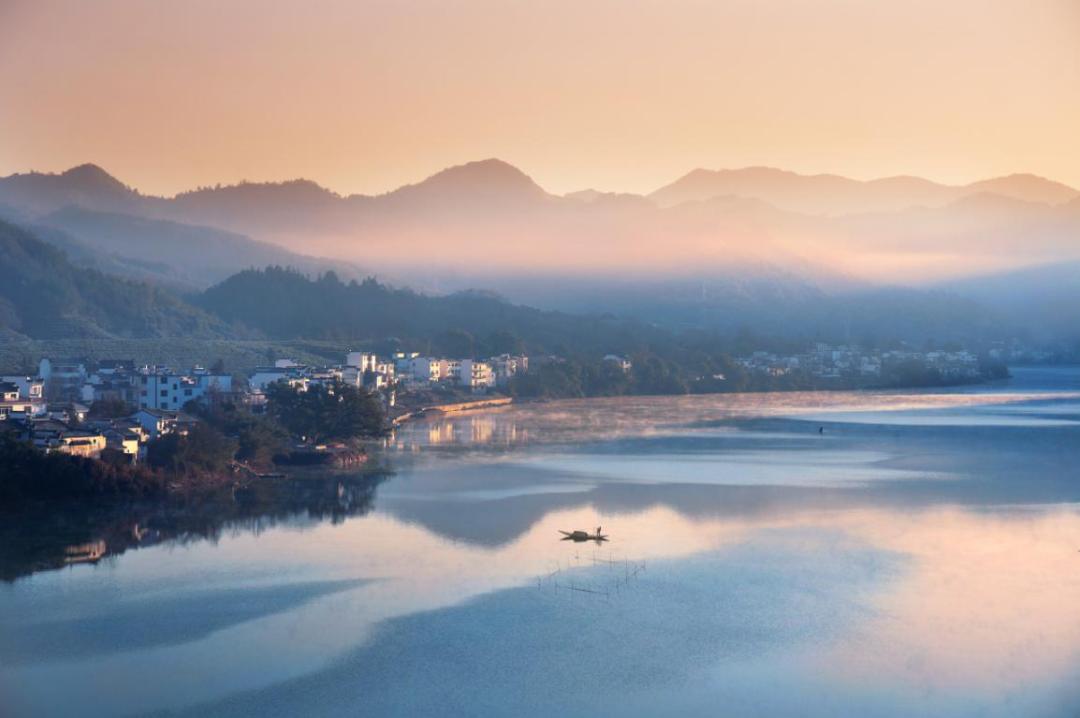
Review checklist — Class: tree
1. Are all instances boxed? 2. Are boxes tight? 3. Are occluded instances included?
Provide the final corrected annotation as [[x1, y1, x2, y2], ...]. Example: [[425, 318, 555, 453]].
[[189, 403, 290, 470], [630, 355, 689, 395], [266, 381, 386, 443], [146, 423, 237, 476], [483, 330, 524, 356], [435, 329, 475, 359]]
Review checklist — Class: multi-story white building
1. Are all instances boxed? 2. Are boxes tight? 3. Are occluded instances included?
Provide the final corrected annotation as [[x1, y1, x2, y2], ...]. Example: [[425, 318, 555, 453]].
[[0, 377, 47, 420], [0, 375, 45, 401], [374, 361, 396, 384], [405, 357, 441, 385], [136, 368, 232, 410], [394, 352, 420, 373], [345, 352, 378, 373], [38, 358, 89, 399], [489, 355, 528, 386], [458, 360, 495, 391], [438, 359, 461, 382]]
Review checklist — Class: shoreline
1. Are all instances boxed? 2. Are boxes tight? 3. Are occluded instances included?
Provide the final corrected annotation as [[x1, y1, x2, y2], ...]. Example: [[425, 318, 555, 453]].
[[391, 396, 514, 426], [389, 372, 1015, 427]]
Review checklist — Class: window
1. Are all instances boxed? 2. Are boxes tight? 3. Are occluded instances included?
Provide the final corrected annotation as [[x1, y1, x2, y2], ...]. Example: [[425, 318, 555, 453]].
[[160, 390, 168, 397]]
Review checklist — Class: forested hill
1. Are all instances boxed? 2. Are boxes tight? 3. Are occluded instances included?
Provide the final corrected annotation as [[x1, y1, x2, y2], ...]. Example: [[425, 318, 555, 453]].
[[196, 266, 674, 357], [0, 219, 227, 339], [0, 216, 671, 354]]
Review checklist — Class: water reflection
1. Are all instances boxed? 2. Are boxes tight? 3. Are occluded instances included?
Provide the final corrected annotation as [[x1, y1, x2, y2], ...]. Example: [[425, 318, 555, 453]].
[[392, 411, 530, 451], [0, 470, 386, 583], [2, 370, 1080, 717]]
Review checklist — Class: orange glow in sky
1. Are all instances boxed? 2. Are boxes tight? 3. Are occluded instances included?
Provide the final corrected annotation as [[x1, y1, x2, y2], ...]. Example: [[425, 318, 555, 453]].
[[2, 0, 1079, 197]]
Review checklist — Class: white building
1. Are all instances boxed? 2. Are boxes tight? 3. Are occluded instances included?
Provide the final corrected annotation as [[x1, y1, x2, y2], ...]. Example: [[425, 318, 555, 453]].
[[132, 408, 198, 440], [489, 355, 528, 386], [249, 365, 310, 392], [394, 352, 420, 373], [0, 375, 45, 401], [458, 360, 495, 391], [38, 358, 89, 399], [345, 352, 378, 373], [438, 359, 461, 383], [0, 376, 47, 420], [405, 357, 441, 384], [136, 369, 232, 410]]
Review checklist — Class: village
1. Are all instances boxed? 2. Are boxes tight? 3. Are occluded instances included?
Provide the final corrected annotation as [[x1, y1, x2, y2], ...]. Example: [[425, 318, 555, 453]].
[[0, 350, 530, 465], [0, 340, 1016, 466], [734, 344, 986, 381]]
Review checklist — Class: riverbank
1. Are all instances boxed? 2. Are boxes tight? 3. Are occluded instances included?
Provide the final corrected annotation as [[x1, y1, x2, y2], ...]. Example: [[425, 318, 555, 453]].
[[391, 396, 514, 426]]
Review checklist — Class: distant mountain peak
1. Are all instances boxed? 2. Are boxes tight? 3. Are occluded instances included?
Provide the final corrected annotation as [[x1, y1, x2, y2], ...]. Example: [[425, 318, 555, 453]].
[[964, 173, 1079, 205], [392, 158, 549, 200], [62, 162, 110, 178], [59, 163, 130, 192]]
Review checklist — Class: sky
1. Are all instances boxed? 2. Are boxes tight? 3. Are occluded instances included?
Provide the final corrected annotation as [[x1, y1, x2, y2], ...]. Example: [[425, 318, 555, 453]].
[[1, 0, 1079, 197]]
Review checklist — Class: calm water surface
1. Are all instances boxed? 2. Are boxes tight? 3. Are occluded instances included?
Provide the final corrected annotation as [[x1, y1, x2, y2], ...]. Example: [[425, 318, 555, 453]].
[[3, 367, 1080, 717]]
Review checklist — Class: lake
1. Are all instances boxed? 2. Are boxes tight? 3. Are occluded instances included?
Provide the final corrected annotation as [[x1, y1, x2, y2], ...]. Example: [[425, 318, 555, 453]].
[[3, 366, 1080, 717]]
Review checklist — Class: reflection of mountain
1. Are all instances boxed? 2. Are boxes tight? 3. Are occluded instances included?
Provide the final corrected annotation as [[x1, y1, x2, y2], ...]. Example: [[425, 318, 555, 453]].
[[0, 471, 384, 582], [0, 578, 367, 665], [379, 405, 1080, 549]]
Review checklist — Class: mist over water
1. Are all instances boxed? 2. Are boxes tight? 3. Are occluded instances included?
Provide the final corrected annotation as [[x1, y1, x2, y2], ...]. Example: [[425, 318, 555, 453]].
[[2, 367, 1079, 717]]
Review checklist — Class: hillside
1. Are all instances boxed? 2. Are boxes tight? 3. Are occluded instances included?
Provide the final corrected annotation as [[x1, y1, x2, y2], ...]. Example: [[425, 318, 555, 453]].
[[941, 261, 1080, 342], [3, 161, 1080, 342], [196, 266, 673, 357], [3, 161, 1078, 290], [195, 265, 1016, 358], [0, 220, 226, 339], [36, 206, 367, 289]]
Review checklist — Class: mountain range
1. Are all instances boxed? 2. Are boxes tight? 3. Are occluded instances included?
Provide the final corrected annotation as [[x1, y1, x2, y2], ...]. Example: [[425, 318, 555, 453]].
[[2, 160, 1076, 283], [648, 166, 1080, 214], [1, 160, 1078, 345]]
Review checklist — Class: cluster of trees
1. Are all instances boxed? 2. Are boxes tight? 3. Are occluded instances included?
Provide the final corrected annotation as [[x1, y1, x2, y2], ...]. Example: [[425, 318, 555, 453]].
[[204, 409, 290, 468], [181, 381, 386, 472], [196, 267, 671, 357], [0, 379, 387, 505], [0, 430, 164, 504], [145, 422, 238, 478], [877, 357, 1010, 389], [264, 381, 386, 444], [504, 350, 1011, 400]]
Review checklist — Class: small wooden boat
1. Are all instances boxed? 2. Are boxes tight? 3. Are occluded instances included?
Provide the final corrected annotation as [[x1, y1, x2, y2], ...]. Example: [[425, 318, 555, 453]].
[[558, 528, 608, 542]]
